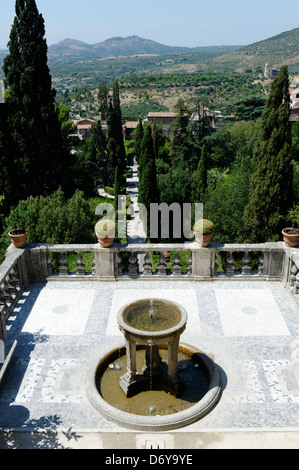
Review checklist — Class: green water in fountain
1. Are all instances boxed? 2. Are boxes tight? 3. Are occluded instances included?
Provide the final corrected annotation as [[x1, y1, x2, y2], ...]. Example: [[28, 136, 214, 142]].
[[98, 349, 210, 416], [124, 299, 181, 332]]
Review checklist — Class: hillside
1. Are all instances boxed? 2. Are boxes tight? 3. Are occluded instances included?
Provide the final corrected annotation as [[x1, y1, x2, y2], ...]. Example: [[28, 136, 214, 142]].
[[2, 27, 299, 79], [47, 35, 198, 62], [208, 27, 299, 73]]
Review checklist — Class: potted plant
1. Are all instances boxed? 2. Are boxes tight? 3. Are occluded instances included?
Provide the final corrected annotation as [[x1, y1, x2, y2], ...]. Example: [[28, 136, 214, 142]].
[[8, 207, 29, 248], [282, 206, 299, 247], [193, 219, 215, 247], [95, 219, 115, 248]]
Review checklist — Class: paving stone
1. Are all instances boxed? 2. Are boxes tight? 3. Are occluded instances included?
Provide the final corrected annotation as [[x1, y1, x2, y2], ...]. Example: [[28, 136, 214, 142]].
[[1, 280, 299, 448]]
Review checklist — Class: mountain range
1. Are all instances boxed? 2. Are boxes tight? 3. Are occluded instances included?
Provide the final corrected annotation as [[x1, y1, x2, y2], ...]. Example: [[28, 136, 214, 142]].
[[47, 35, 240, 62], [44, 27, 299, 73], [1, 27, 299, 73]]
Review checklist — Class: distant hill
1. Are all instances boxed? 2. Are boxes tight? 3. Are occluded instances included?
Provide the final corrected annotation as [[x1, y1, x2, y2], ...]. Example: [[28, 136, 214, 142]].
[[47, 35, 240, 62], [1, 28, 299, 75], [208, 27, 299, 73]]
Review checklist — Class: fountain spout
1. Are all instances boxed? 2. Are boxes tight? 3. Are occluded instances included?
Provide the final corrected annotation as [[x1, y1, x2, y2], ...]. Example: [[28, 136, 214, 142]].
[[149, 299, 154, 321]]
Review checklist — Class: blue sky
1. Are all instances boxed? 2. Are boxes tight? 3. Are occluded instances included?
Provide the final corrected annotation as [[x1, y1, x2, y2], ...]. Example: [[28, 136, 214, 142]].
[[1, 0, 299, 50]]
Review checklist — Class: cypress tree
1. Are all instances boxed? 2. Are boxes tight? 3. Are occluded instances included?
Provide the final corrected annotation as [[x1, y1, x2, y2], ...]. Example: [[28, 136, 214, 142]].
[[170, 98, 192, 165], [0, 105, 13, 215], [243, 66, 293, 241], [196, 144, 208, 202], [85, 120, 112, 187], [107, 81, 126, 185], [134, 118, 143, 164], [98, 79, 109, 121], [138, 125, 159, 235], [113, 165, 121, 210], [2, 0, 70, 204]]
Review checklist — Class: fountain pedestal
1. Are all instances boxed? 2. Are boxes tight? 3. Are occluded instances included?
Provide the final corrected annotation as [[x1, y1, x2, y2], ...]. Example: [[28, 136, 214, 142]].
[[117, 299, 187, 398], [143, 345, 162, 377]]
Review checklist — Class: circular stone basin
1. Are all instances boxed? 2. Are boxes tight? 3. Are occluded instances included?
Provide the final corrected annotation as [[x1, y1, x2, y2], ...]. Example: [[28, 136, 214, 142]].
[[123, 299, 181, 332], [85, 343, 222, 431], [117, 299, 188, 344]]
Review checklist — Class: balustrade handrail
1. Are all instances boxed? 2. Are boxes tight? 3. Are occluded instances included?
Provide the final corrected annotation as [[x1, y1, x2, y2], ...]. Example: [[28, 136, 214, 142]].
[[0, 241, 298, 341], [42, 241, 284, 252], [25, 240, 289, 279]]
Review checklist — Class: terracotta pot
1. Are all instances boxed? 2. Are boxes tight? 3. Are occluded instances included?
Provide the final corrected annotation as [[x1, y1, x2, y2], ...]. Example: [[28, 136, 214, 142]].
[[8, 230, 28, 248], [194, 232, 213, 247], [282, 228, 299, 247], [97, 235, 114, 248]]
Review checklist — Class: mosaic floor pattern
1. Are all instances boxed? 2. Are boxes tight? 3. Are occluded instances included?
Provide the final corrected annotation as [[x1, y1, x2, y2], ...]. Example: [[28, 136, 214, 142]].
[[1, 280, 299, 439]]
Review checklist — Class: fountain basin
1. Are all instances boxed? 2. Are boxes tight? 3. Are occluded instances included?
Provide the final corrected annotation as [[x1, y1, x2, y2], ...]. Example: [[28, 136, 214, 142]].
[[117, 298, 188, 343], [85, 343, 222, 431]]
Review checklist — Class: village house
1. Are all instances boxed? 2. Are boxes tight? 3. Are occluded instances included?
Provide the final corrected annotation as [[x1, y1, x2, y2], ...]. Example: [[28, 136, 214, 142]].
[[290, 88, 299, 109], [123, 121, 139, 140], [264, 63, 279, 79], [72, 118, 96, 139], [147, 112, 177, 137]]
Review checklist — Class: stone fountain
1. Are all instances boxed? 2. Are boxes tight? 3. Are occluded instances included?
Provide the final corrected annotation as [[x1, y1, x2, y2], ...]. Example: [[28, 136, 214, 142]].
[[86, 298, 222, 431], [117, 299, 188, 398]]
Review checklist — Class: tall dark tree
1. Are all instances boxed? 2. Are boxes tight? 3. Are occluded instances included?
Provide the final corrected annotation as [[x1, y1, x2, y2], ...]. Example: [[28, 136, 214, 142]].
[[98, 79, 109, 121], [85, 120, 112, 187], [192, 144, 208, 202], [243, 66, 293, 241], [138, 125, 159, 235], [113, 165, 121, 210], [170, 98, 192, 166], [0, 106, 14, 221], [134, 118, 143, 163], [2, 0, 71, 205], [191, 96, 210, 149], [107, 81, 126, 185]]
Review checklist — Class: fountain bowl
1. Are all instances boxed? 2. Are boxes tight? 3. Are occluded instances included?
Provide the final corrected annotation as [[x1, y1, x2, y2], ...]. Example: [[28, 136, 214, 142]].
[[85, 343, 222, 432], [117, 298, 188, 344]]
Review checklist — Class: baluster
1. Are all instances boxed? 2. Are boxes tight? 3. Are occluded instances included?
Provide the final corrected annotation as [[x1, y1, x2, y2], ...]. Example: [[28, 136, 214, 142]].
[[46, 252, 53, 277], [7, 273, 19, 300], [213, 253, 219, 277], [4, 275, 15, 295], [0, 286, 9, 319], [76, 252, 85, 276], [143, 253, 153, 277], [2, 280, 12, 306], [241, 251, 251, 275], [0, 288, 7, 319], [0, 306, 7, 341], [59, 253, 69, 276], [258, 253, 264, 275], [295, 271, 299, 294], [128, 252, 138, 278], [290, 261, 298, 286], [187, 254, 192, 276], [91, 253, 96, 276], [114, 252, 123, 278], [226, 252, 235, 277], [157, 253, 167, 276], [9, 266, 20, 289], [172, 253, 182, 276]]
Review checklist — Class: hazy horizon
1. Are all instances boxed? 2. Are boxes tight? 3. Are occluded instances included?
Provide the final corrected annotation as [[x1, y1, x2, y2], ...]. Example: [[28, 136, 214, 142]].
[[0, 0, 299, 50]]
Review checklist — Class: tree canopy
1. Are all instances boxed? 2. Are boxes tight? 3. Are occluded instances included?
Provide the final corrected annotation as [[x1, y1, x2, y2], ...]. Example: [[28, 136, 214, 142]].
[[1, 0, 73, 206], [243, 66, 293, 241]]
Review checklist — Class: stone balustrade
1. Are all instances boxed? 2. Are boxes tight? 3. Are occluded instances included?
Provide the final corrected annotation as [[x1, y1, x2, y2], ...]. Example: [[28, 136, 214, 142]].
[[0, 241, 298, 341], [0, 248, 27, 341], [26, 242, 289, 282]]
